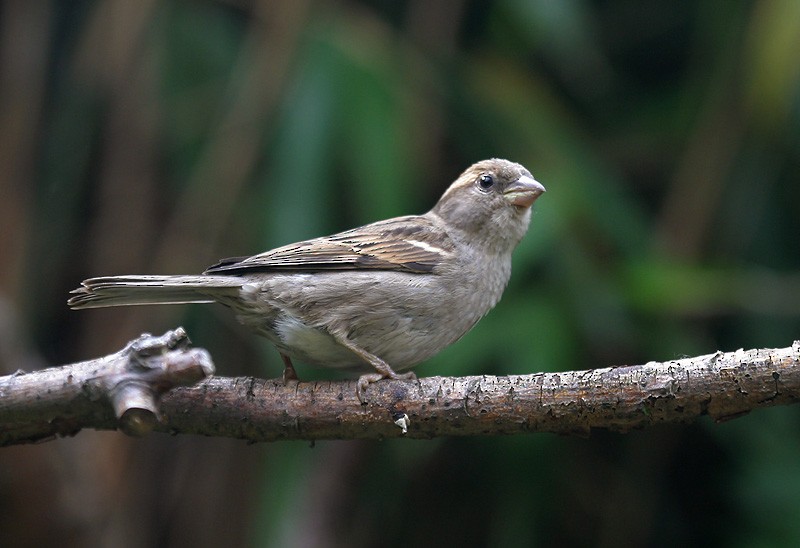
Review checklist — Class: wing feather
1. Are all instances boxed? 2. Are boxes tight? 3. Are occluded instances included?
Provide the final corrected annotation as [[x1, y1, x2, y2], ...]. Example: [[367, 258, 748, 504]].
[[204, 216, 454, 275]]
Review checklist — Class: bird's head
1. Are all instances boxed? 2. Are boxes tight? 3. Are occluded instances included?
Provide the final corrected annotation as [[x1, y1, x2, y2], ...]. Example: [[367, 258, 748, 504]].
[[431, 158, 545, 251]]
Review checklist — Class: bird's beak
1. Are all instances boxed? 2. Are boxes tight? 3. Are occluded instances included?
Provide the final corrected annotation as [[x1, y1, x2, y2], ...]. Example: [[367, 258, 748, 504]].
[[503, 175, 546, 208]]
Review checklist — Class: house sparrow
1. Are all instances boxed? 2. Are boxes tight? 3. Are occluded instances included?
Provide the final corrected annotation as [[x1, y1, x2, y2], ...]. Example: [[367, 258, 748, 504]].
[[69, 159, 545, 401]]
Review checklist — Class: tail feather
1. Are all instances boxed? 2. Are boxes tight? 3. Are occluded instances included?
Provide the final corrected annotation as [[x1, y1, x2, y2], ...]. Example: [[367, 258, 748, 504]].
[[68, 275, 243, 309]]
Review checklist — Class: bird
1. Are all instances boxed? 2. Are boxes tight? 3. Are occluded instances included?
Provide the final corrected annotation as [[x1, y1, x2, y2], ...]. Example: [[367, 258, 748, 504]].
[[69, 159, 545, 401]]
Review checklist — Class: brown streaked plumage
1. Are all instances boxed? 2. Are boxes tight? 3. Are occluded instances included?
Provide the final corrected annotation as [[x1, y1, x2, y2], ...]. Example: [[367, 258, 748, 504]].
[[69, 159, 545, 401], [203, 216, 455, 275]]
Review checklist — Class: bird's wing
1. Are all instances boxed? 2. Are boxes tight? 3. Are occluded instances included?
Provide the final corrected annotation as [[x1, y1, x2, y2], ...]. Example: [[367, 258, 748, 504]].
[[204, 215, 455, 275]]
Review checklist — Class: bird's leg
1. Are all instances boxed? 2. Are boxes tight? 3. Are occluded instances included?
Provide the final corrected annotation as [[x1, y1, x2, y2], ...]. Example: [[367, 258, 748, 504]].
[[331, 333, 416, 403], [279, 352, 299, 383]]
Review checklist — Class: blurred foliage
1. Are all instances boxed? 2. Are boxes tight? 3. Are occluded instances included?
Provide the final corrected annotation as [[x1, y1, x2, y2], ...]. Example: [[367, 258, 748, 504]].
[[1, 0, 800, 547]]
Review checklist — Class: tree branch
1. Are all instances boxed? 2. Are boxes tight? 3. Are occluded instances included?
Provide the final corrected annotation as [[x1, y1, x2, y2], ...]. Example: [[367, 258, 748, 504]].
[[2, 329, 799, 445], [0, 328, 213, 444]]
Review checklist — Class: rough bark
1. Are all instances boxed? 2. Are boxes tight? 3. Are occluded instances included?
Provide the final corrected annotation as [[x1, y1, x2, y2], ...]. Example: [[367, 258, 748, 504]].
[[0, 328, 213, 444], [1, 330, 798, 445]]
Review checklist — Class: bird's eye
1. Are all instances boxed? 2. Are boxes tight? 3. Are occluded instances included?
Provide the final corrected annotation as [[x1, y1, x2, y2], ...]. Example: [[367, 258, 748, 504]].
[[477, 174, 494, 191]]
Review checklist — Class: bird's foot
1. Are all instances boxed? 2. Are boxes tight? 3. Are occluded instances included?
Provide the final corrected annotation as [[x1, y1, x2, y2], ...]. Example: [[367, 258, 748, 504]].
[[280, 353, 299, 383], [356, 370, 417, 404]]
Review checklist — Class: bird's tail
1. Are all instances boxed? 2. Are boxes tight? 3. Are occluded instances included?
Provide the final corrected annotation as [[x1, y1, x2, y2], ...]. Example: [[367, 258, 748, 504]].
[[68, 275, 243, 309]]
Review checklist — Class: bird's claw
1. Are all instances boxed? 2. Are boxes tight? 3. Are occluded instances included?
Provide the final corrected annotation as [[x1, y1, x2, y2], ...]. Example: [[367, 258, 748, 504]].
[[356, 370, 418, 404]]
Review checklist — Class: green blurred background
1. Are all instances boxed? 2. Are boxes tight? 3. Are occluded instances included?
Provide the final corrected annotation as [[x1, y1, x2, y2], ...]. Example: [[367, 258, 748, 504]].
[[1, 1, 800, 546]]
